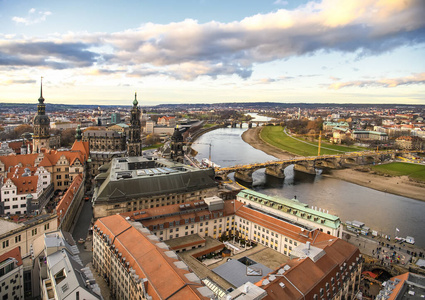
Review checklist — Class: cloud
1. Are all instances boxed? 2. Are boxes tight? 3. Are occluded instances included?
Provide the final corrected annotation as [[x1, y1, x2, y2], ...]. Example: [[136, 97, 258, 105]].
[[0, 41, 99, 69], [12, 8, 51, 26], [2, 0, 425, 80], [328, 72, 425, 89], [273, 0, 288, 5], [0, 79, 36, 85]]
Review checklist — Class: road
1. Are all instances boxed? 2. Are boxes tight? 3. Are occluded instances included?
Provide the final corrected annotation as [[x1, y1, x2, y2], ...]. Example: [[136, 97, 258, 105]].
[[72, 199, 93, 266]]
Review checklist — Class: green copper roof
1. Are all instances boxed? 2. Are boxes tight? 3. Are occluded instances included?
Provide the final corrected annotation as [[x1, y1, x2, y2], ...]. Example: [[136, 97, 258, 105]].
[[237, 189, 341, 229], [133, 92, 138, 106]]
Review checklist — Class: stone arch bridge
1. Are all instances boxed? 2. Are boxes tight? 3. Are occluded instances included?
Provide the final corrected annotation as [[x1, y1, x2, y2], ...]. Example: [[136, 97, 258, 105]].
[[214, 150, 421, 183]]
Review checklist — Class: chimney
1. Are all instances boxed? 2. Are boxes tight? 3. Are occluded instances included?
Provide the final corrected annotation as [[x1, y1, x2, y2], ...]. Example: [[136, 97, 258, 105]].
[[306, 241, 311, 250]]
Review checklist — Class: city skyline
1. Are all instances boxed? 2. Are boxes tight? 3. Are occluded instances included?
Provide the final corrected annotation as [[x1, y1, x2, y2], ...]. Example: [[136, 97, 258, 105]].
[[0, 0, 424, 105]]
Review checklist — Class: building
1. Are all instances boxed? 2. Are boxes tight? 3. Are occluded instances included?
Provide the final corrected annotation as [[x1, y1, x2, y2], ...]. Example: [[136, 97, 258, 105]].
[[323, 122, 349, 132], [395, 136, 424, 150], [82, 129, 126, 179], [56, 175, 84, 232], [0, 247, 24, 300], [236, 189, 342, 238], [170, 127, 184, 162], [33, 79, 51, 152], [0, 214, 58, 297], [110, 113, 121, 124], [92, 156, 218, 219], [157, 116, 176, 127], [256, 239, 362, 300], [93, 214, 214, 300], [127, 93, 142, 157], [352, 130, 388, 141], [33, 230, 102, 300], [377, 272, 425, 299], [118, 194, 361, 299]]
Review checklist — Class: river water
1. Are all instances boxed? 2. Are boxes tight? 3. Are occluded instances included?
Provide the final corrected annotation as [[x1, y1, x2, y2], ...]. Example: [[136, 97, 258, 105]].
[[192, 114, 425, 248]]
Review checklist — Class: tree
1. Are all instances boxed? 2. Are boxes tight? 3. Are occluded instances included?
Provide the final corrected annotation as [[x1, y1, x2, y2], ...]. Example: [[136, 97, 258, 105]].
[[145, 133, 160, 145], [14, 124, 33, 138], [60, 128, 76, 147]]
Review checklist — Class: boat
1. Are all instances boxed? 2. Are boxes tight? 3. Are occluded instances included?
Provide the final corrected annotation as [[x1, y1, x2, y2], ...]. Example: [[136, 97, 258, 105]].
[[405, 236, 415, 245]]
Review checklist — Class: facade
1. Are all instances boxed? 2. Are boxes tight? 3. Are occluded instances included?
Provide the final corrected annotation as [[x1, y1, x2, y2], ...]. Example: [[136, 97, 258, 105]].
[[0, 247, 24, 300], [82, 129, 126, 179], [395, 135, 424, 150], [92, 156, 218, 218], [352, 130, 389, 141], [237, 189, 343, 238], [0, 141, 88, 193], [93, 214, 214, 300], [33, 80, 51, 152], [34, 230, 102, 300], [127, 93, 142, 157]]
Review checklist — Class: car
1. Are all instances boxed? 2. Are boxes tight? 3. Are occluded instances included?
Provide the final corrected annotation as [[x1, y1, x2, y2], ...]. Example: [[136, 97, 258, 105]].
[[78, 238, 85, 244]]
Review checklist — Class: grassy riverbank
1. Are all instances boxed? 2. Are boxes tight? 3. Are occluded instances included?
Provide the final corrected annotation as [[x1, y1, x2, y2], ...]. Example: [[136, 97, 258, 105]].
[[260, 126, 361, 156], [371, 162, 425, 182]]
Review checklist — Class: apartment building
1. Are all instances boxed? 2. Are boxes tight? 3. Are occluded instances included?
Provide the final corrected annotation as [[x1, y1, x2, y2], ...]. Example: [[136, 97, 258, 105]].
[[93, 214, 214, 300]]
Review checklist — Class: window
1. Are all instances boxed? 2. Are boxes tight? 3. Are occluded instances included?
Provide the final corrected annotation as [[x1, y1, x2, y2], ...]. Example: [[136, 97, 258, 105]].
[[56, 175, 62, 180], [15, 235, 21, 243], [32, 228, 38, 236], [2, 240, 9, 248]]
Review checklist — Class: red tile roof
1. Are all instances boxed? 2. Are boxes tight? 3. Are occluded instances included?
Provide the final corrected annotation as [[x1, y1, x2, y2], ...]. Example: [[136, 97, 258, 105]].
[[0, 246, 22, 266], [95, 215, 210, 300], [0, 153, 39, 170], [56, 174, 83, 224]]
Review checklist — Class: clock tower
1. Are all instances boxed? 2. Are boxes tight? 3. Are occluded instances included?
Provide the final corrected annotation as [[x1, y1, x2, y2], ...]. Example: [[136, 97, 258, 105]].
[[32, 78, 50, 152]]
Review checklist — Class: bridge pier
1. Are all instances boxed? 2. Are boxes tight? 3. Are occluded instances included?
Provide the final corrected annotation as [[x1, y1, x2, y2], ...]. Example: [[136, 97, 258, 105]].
[[234, 170, 253, 183], [265, 165, 285, 178], [248, 122, 252, 129], [294, 163, 316, 175]]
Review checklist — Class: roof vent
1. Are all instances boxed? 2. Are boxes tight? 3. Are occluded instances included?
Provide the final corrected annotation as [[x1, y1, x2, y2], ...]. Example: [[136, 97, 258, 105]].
[[262, 279, 270, 286], [279, 282, 286, 289]]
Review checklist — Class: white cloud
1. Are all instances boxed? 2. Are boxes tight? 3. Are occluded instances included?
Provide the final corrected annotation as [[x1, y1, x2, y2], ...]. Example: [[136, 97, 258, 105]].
[[12, 8, 52, 26], [328, 72, 425, 89]]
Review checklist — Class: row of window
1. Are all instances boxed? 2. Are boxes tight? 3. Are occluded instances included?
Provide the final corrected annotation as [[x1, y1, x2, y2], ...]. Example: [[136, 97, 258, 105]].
[[1, 223, 49, 249]]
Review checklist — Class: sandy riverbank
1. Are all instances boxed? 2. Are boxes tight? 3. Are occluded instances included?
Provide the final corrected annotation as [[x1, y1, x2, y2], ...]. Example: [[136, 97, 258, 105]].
[[241, 128, 425, 202]]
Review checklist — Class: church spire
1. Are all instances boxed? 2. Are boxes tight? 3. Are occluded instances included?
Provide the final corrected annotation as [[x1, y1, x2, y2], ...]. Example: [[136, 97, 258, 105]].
[[133, 92, 138, 106], [38, 77, 45, 104]]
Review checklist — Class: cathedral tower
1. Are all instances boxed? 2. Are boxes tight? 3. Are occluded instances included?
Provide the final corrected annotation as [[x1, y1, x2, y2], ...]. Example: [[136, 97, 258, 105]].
[[33, 78, 50, 152], [127, 92, 142, 157]]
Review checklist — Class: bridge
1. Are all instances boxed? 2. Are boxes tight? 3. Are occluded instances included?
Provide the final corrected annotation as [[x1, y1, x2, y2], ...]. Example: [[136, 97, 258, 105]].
[[214, 150, 423, 183], [223, 120, 279, 128]]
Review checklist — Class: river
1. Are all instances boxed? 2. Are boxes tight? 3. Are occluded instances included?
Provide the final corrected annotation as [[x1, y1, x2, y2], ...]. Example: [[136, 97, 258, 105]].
[[192, 114, 425, 248]]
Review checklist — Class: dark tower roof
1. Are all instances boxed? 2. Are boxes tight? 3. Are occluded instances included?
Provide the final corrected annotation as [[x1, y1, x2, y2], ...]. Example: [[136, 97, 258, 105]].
[[171, 127, 183, 142], [133, 92, 138, 106], [38, 77, 45, 104]]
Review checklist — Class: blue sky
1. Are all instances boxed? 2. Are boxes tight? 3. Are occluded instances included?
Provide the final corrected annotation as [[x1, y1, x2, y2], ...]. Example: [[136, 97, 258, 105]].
[[0, 0, 424, 105]]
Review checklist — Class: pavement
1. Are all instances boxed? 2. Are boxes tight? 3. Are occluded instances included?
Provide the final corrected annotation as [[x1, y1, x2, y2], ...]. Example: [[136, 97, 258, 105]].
[[342, 230, 424, 268]]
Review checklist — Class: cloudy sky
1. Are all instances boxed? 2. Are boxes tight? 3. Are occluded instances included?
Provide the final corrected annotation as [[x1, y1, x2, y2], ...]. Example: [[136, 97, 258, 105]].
[[1, 0, 424, 105]]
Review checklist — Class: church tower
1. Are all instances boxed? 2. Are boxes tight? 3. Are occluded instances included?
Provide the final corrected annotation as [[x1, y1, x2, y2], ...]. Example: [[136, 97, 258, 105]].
[[170, 126, 184, 163], [127, 92, 142, 157], [33, 78, 50, 152]]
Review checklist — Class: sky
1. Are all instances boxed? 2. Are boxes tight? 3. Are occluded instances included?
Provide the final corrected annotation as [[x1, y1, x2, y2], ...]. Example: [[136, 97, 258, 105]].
[[0, 0, 424, 106]]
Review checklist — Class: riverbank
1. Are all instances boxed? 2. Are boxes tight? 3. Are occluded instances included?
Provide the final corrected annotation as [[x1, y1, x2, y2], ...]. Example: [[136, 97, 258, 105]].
[[241, 127, 296, 160], [327, 169, 425, 202], [242, 127, 425, 202]]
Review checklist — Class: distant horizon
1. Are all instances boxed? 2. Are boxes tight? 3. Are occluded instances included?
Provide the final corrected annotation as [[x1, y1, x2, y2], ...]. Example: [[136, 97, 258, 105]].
[[1, 0, 424, 104], [1, 101, 425, 109]]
